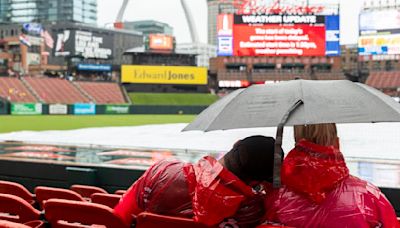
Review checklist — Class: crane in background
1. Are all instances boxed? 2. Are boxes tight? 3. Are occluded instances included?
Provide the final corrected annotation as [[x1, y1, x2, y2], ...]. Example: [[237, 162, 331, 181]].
[[113, 0, 200, 43]]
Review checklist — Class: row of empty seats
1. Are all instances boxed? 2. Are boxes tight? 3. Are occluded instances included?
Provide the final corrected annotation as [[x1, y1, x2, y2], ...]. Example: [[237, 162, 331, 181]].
[[0, 78, 37, 103], [24, 77, 90, 104], [0, 180, 294, 228], [366, 71, 400, 90], [75, 81, 127, 104], [0, 77, 127, 104]]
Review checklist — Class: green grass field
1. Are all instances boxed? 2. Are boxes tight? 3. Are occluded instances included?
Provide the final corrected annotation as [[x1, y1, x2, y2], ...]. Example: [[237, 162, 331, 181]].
[[128, 93, 219, 106], [0, 115, 196, 133]]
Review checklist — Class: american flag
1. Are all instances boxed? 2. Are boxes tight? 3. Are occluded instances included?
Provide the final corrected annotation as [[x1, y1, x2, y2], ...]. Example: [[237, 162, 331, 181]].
[[41, 30, 54, 49]]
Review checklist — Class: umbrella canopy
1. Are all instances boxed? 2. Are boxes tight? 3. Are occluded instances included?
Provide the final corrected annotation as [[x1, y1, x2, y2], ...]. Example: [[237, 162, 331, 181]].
[[183, 80, 400, 187], [184, 80, 400, 132]]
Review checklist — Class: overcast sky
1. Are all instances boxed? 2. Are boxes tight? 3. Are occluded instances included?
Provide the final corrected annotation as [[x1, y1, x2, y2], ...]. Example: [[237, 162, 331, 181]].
[[97, 0, 363, 44]]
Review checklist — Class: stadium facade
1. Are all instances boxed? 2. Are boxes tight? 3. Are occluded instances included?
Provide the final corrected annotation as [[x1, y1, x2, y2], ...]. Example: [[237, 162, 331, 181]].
[[0, 0, 97, 24], [208, 0, 344, 91], [356, 0, 400, 96], [0, 22, 143, 79]]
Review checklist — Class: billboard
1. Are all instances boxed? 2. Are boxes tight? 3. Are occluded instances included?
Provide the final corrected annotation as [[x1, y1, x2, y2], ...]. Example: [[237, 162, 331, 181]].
[[74, 103, 96, 115], [77, 64, 112, 72], [149, 34, 174, 51], [105, 105, 130, 114], [359, 9, 400, 35], [217, 14, 340, 57], [121, 65, 208, 85], [55, 30, 112, 59], [49, 104, 68, 115], [11, 103, 42, 115], [358, 9, 400, 56], [358, 34, 400, 55]]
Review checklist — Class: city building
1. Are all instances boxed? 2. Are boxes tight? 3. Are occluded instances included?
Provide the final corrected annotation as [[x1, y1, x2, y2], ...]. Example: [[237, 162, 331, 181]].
[[176, 43, 217, 68], [122, 20, 173, 37], [0, 0, 97, 24]]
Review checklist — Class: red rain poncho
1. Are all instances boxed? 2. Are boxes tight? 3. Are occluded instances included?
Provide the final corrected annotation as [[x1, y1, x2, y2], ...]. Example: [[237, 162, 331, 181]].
[[264, 140, 399, 228], [114, 156, 265, 227]]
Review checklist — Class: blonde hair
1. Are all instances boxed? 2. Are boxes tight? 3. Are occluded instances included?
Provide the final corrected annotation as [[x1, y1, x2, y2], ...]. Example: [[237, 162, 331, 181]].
[[294, 123, 338, 147]]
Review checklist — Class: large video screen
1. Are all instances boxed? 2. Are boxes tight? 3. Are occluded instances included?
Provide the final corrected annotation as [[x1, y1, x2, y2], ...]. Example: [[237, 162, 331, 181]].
[[217, 14, 340, 57], [359, 9, 400, 55], [149, 34, 174, 51], [54, 30, 113, 59]]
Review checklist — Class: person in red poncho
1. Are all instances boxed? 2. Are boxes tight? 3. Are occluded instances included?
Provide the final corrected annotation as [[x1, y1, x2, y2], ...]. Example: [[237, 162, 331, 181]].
[[114, 136, 281, 227], [263, 123, 399, 228]]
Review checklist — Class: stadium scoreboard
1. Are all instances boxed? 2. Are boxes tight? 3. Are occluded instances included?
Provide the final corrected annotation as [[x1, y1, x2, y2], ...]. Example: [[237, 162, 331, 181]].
[[217, 14, 340, 57]]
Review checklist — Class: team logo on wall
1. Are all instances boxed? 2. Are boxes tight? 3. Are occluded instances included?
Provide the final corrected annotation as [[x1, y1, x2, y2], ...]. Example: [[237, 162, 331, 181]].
[[55, 30, 71, 56]]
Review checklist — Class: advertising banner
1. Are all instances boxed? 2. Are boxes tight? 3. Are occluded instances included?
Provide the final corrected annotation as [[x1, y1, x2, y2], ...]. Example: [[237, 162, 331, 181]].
[[218, 14, 340, 57], [149, 34, 174, 51], [105, 105, 130, 114], [74, 103, 96, 115], [358, 34, 400, 55], [49, 104, 68, 115], [217, 14, 234, 56], [360, 9, 400, 35], [54, 30, 112, 59], [233, 24, 326, 56], [121, 65, 208, 85], [77, 64, 112, 72], [11, 103, 42, 115]]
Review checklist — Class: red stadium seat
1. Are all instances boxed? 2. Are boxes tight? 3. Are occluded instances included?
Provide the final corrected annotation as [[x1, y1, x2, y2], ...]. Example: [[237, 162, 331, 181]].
[[136, 212, 209, 228], [256, 224, 294, 228], [34, 186, 85, 208], [0, 181, 35, 206], [0, 194, 41, 223], [23, 220, 45, 228], [114, 190, 127, 195], [0, 220, 30, 228], [70, 185, 107, 200], [91, 193, 121, 208], [43, 199, 130, 228]]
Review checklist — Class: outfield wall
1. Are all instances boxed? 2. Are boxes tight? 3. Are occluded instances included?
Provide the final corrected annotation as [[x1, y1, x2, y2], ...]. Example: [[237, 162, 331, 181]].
[[1, 103, 208, 115]]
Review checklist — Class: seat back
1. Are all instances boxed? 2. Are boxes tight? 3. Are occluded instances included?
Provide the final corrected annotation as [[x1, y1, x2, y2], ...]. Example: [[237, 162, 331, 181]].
[[34, 187, 85, 208], [136, 212, 209, 228], [0, 194, 41, 223], [91, 193, 121, 208], [0, 181, 35, 205], [0, 220, 31, 228], [44, 199, 130, 228], [70, 185, 107, 200], [23, 220, 45, 228], [114, 190, 126, 195]]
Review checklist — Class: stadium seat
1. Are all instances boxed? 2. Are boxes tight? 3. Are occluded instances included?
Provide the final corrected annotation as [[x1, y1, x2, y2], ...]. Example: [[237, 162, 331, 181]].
[[0, 181, 35, 206], [43, 199, 130, 228], [256, 225, 294, 228], [23, 220, 45, 228], [76, 81, 127, 104], [70, 184, 107, 200], [91, 193, 121, 208], [136, 212, 209, 228], [115, 190, 127, 195], [0, 220, 30, 228], [0, 194, 41, 223], [34, 186, 85, 208]]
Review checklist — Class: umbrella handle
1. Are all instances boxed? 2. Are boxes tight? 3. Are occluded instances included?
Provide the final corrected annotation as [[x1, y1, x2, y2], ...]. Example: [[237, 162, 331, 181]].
[[273, 100, 303, 188]]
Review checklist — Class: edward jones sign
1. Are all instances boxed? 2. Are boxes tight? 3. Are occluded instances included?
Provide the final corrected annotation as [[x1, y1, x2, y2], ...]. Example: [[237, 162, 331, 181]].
[[121, 65, 208, 85]]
